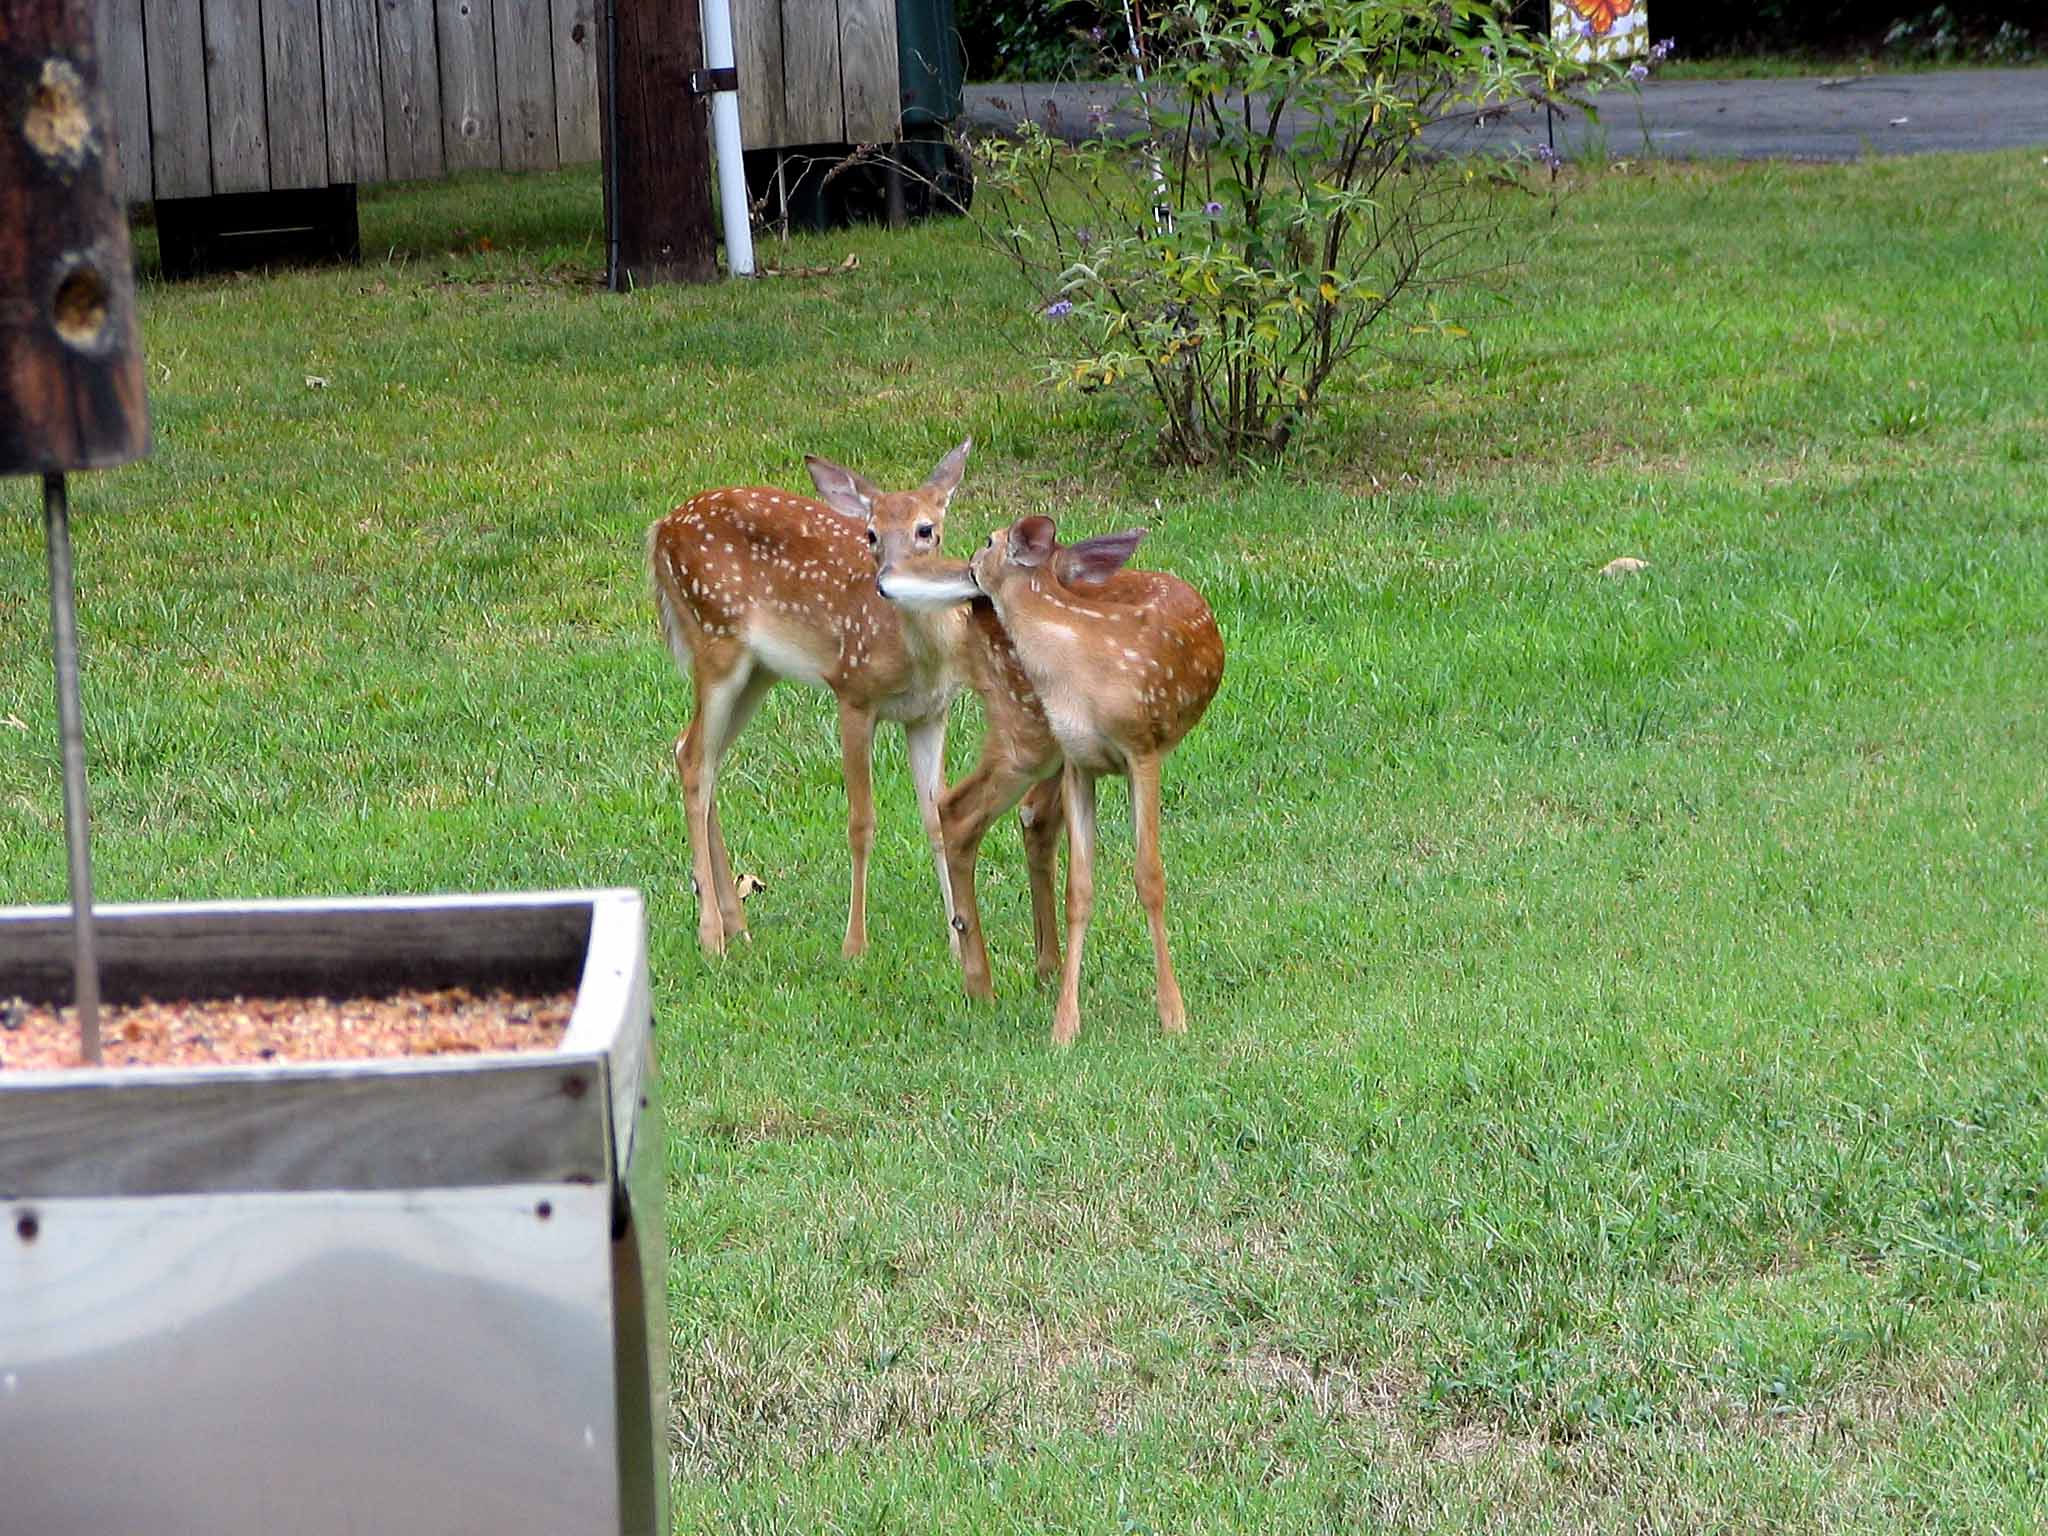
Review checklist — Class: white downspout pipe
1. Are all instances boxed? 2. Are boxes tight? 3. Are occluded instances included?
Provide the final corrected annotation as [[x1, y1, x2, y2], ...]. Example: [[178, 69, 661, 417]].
[[699, 0, 756, 277]]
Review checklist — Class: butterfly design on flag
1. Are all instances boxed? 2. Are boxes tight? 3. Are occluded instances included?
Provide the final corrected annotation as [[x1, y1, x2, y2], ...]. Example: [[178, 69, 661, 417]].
[[1562, 0, 1636, 36]]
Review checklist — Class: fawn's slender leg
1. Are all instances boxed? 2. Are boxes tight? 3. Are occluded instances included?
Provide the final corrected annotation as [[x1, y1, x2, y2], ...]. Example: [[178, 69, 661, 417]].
[[938, 755, 1047, 999], [1052, 764, 1099, 1047], [903, 714, 958, 954], [703, 668, 775, 943], [1129, 753, 1185, 1033], [838, 699, 878, 957], [1019, 773, 1065, 984], [679, 651, 757, 954]]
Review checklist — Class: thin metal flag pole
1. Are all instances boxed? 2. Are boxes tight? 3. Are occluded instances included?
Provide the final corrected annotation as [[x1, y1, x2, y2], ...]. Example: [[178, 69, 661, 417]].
[[42, 470, 102, 1065], [1120, 0, 1174, 233]]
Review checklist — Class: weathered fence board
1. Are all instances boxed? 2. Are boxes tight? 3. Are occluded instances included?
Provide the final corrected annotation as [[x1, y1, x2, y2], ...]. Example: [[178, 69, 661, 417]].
[[379, 0, 446, 180], [95, 0, 154, 202], [264, 0, 331, 187], [780, 0, 845, 144], [549, 0, 600, 163], [732, 0, 783, 149], [203, 0, 271, 193], [141, 0, 210, 197], [322, 0, 389, 183], [493, 0, 558, 171], [839, 0, 899, 144], [437, 0, 501, 171]]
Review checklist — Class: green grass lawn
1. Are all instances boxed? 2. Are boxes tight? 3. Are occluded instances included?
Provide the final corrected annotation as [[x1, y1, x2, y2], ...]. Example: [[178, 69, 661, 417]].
[[5, 148, 2047, 1530]]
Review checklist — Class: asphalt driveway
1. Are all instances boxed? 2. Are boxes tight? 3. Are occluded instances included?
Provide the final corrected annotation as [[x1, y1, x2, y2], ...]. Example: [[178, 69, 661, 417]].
[[961, 69, 2048, 161]]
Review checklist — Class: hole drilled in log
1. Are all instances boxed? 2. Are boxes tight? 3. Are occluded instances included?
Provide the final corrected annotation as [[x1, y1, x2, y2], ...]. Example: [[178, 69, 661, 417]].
[[52, 264, 111, 351], [24, 59, 95, 170]]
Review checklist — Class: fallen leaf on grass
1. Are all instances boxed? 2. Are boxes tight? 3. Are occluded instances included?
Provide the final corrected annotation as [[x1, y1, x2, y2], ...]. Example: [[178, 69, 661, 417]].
[[1600, 556, 1650, 577], [736, 874, 768, 901], [305, 375, 329, 389], [757, 254, 860, 279]]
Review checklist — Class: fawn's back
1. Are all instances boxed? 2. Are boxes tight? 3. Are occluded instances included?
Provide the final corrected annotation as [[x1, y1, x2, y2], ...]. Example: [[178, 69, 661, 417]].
[[649, 486, 935, 714], [1004, 565, 1223, 769]]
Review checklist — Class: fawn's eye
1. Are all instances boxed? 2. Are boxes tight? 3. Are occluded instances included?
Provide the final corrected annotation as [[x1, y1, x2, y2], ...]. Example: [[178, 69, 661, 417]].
[[865, 528, 877, 546], [915, 523, 935, 542]]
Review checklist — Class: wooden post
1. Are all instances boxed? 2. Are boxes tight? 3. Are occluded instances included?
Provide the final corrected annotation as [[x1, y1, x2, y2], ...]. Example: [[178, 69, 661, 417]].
[[0, 0, 150, 472], [600, 0, 718, 286], [3, 0, 152, 1068]]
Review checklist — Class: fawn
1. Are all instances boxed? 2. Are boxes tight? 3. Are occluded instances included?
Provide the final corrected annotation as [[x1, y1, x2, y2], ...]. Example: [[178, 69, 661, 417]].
[[647, 443, 1064, 973], [880, 515, 1225, 1044]]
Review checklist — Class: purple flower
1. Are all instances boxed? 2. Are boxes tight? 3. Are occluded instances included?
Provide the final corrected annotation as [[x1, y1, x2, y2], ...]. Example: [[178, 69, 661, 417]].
[[1575, 18, 1594, 40], [1042, 298, 1074, 319], [1075, 226, 1096, 245], [1649, 37, 1676, 61], [1628, 61, 1649, 81], [1532, 142, 1561, 169], [1203, 199, 1225, 217]]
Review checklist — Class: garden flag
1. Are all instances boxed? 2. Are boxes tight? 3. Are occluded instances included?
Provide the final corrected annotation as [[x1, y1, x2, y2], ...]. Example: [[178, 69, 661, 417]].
[[1553, 0, 1647, 63]]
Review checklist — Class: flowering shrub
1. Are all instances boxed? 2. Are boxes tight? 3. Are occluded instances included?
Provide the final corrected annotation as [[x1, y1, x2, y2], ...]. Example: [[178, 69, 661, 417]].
[[971, 0, 1627, 464]]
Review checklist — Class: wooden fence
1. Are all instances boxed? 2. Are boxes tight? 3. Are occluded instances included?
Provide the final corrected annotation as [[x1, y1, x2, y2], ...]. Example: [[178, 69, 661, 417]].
[[92, 0, 900, 205], [732, 0, 896, 153]]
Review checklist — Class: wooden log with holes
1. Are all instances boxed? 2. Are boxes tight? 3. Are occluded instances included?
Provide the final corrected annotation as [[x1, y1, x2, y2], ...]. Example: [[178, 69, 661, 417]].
[[0, 0, 150, 474]]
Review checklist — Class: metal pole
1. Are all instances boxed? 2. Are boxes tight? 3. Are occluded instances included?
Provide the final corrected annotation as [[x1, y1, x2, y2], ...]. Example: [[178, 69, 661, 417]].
[[42, 471, 101, 1065], [1119, 0, 1173, 232], [605, 0, 623, 291]]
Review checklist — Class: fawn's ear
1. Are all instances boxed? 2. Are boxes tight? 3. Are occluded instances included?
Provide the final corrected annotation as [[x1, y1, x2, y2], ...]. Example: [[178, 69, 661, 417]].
[[922, 438, 972, 510], [806, 456, 882, 521], [1055, 528, 1145, 587], [1008, 515, 1057, 568]]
